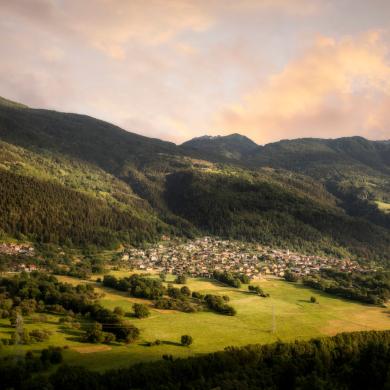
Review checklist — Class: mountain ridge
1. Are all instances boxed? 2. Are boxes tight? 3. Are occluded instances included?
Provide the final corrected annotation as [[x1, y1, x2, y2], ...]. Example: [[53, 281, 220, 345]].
[[0, 96, 390, 264]]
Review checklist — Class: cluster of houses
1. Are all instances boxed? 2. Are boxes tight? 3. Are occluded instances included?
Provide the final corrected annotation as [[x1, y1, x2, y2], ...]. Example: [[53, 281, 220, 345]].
[[122, 237, 369, 279], [261, 248, 367, 277], [0, 243, 34, 256], [0, 243, 38, 273]]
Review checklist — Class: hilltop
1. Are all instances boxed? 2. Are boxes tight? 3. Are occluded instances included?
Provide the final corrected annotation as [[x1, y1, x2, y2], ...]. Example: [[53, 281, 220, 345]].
[[181, 133, 259, 161]]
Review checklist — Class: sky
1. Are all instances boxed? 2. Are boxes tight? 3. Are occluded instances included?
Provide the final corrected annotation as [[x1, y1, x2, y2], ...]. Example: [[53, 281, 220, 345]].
[[1, 0, 390, 145]]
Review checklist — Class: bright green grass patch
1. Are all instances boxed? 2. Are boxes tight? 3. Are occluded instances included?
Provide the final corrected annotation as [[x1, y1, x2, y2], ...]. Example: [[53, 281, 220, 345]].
[[1, 276, 389, 372], [376, 201, 390, 213]]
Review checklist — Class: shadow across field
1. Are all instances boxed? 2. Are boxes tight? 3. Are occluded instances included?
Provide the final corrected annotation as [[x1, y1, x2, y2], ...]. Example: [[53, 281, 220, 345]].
[[139, 340, 183, 347], [58, 326, 84, 342], [0, 323, 13, 329]]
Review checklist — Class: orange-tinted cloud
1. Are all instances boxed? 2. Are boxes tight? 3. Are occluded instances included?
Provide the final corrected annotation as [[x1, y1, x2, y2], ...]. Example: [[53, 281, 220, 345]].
[[217, 31, 390, 143], [0, 0, 321, 60], [1, 0, 213, 59]]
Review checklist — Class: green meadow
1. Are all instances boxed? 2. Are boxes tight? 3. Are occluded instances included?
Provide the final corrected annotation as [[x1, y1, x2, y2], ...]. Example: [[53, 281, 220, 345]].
[[0, 274, 389, 371]]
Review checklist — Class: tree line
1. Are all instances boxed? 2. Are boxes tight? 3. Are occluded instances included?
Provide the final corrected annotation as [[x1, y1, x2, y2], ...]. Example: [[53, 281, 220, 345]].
[[103, 274, 237, 316], [3, 330, 390, 389], [302, 269, 390, 305], [0, 272, 140, 345]]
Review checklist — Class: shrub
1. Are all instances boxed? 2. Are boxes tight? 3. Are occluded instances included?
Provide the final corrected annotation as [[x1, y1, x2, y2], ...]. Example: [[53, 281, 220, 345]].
[[192, 291, 204, 299], [103, 332, 116, 344], [180, 286, 191, 296], [29, 329, 51, 342], [181, 334, 193, 346]]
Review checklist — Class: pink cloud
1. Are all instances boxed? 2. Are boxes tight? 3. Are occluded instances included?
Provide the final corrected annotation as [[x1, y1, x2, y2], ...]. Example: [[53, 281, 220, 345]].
[[217, 31, 390, 143]]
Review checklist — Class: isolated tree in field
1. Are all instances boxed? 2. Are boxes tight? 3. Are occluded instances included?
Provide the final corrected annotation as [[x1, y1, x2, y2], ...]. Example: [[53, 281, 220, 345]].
[[133, 303, 150, 318], [248, 285, 269, 297], [310, 296, 317, 303], [181, 334, 193, 346]]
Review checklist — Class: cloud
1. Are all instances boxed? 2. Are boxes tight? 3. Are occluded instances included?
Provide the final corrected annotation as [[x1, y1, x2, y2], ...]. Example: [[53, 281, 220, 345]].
[[0, 0, 322, 60], [217, 31, 390, 143], [0, 0, 213, 59], [221, 0, 322, 15]]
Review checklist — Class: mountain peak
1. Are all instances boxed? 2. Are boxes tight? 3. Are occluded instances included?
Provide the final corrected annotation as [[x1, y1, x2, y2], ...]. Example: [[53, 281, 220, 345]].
[[181, 133, 259, 161]]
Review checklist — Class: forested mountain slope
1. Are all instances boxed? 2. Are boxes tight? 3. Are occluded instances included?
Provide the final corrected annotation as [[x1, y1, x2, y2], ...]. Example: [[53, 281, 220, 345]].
[[0, 96, 390, 265], [183, 134, 390, 202], [165, 169, 390, 262], [0, 169, 165, 246]]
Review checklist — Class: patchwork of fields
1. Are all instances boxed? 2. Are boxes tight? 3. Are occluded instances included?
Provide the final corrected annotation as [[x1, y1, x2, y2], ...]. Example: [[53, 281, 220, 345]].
[[0, 272, 389, 371]]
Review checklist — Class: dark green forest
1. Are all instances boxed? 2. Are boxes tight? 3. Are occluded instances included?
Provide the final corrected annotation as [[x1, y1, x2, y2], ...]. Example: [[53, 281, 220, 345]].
[[0, 169, 164, 246], [302, 269, 390, 304]]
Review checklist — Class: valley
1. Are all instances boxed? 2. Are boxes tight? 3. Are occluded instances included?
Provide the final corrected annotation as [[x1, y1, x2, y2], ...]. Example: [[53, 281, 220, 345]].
[[2, 1, 390, 386], [0, 96, 389, 387]]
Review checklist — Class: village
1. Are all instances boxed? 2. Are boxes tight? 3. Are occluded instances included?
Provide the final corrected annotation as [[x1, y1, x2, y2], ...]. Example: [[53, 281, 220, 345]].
[[0, 243, 38, 272], [122, 237, 369, 279], [0, 238, 372, 278], [0, 242, 35, 256]]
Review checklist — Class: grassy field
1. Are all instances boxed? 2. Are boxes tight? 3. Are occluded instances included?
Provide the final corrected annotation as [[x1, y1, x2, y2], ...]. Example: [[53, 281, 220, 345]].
[[0, 273, 389, 371]]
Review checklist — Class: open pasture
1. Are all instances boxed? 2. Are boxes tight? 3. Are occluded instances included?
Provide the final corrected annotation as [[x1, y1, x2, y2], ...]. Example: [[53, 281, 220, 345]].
[[0, 274, 388, 371]]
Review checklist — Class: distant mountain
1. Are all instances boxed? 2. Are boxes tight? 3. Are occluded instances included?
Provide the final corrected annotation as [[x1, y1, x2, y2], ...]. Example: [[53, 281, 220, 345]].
[[0, 96, 389, 265], [181, 133, 390, 208], [248, 136, 390, 174], [181, 133, 259, 161], [181, 133, 390, 175]]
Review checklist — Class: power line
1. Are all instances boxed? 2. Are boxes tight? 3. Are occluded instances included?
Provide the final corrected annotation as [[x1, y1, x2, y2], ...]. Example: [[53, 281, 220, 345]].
[[272, 304, 276, 334]]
